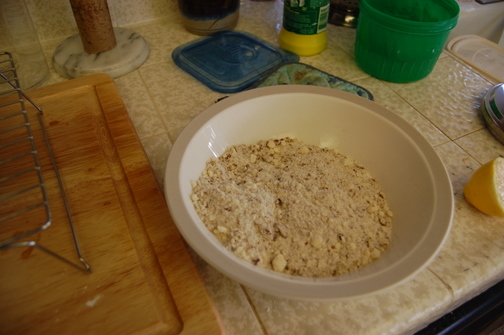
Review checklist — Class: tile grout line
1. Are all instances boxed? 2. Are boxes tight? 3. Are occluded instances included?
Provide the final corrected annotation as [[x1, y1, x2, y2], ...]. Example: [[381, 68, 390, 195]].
[[427, 267, 455, 299], [240, 285, 270, 335], [135, 66, 173, 141]]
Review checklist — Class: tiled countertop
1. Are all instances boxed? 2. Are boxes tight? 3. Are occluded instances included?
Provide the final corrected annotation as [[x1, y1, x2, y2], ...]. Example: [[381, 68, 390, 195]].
[[37, 1, 504, 334]]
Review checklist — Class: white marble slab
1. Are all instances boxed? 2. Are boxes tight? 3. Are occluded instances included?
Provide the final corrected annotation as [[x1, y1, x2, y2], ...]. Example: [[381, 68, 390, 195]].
[[53, 27, 149, 79]]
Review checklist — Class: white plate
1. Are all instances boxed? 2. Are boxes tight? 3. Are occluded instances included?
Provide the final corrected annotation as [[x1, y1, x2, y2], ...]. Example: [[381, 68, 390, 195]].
[[164, 85, 453, 301]]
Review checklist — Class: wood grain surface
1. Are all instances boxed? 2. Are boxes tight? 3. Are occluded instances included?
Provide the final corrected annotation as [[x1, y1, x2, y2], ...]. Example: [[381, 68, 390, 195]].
[[0, 74, 222, 335]]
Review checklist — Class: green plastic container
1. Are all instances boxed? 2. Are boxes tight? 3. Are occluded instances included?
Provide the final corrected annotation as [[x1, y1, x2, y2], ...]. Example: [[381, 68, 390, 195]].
[[355, 0, 459, 83]]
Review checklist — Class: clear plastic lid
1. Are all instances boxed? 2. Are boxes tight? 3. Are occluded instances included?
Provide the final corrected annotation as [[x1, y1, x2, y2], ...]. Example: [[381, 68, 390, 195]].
[[172, 31, 299, 93], [447, 34, 504, 83]]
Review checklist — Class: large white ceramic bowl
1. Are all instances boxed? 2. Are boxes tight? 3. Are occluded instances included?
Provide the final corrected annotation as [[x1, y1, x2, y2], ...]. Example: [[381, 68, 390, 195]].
[[164, 85, 454, 301]]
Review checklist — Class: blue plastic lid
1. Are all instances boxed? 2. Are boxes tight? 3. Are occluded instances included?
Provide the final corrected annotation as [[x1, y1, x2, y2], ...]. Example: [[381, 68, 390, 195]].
[[172, 31, 299, 93]]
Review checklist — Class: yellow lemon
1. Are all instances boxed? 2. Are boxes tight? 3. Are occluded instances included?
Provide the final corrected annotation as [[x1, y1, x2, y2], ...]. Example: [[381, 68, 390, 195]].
[[464, 157, 504, 217]]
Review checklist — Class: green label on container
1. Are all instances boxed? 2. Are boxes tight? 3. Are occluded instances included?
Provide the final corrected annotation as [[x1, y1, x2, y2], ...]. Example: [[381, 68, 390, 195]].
[[283, 0, 330, 35]]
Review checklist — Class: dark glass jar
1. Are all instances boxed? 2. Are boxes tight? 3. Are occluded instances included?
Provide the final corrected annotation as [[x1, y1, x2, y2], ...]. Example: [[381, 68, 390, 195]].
[[178, 0, 240, 35]]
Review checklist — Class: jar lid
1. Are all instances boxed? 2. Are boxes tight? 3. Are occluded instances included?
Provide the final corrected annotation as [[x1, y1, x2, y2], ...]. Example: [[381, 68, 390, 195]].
[[483, 83, 504, 144], [172, 31, 299, 93]]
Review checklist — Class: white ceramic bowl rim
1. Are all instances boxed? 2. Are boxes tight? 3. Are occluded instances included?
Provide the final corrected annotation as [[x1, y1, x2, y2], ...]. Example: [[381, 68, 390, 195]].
[[164, 85, 454, 301]]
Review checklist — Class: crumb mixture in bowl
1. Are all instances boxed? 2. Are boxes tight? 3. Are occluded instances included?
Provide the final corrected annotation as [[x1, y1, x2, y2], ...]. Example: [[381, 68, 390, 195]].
[[190, 137, 393, 277]]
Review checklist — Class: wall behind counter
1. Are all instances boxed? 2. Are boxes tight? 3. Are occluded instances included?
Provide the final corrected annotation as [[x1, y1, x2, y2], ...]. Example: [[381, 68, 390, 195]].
[[24, 0, 177, 43]]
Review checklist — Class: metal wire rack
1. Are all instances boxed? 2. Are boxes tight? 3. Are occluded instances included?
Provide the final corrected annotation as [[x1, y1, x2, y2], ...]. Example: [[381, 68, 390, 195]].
[[0, 51, 91, 273]]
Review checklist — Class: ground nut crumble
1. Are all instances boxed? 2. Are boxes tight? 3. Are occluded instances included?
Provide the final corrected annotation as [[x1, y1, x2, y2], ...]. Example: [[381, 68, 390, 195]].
[[190, 137, 393, 277]]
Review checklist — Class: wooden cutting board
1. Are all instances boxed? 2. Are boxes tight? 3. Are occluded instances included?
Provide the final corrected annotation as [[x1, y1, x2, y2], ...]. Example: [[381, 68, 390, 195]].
[[0, 74, 222, 334]]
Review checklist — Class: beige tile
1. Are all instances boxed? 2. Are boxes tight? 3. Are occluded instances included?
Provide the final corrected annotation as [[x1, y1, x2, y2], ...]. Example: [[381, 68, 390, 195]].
[[107, 0, 174, 27], [439, 50, 450, 59], [129, 19, 196, 67], [40, 38, 69, 87], [302, 38, 370, 83], [303, 24, 370, 82], [327, 25, 357, 57], [455, 129, 504, 164], [168, 126, 186, 144], [114, 71, 168, 140], [435, 141, 479, 198], [354, 77, 450, 147], [384, 57, 495, 140], [427, 141, 504, 305], [191, 253, 266, 335], [26, 0, 77, 42], [140, 133, 172, 188], [139, 62, 224, 132], [246, 270, 451, 335]]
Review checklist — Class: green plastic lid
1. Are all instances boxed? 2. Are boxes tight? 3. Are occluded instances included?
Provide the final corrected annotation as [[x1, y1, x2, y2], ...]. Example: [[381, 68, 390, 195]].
[[172, 31, 299, 93]]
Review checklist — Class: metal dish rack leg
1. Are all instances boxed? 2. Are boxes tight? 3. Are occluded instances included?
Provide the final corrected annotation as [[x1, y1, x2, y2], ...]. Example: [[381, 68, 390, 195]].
[[0, 51, 91, 273]]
